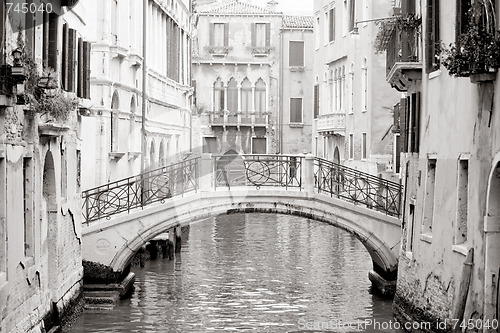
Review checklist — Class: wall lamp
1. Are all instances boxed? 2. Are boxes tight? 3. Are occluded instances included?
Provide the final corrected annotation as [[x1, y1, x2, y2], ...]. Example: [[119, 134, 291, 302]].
[[10, 48, 26, 83], [351, 16, 398, 35]]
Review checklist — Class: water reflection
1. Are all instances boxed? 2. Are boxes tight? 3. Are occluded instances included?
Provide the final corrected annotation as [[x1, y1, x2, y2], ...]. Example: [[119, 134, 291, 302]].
[[71, 213, 402, 332]]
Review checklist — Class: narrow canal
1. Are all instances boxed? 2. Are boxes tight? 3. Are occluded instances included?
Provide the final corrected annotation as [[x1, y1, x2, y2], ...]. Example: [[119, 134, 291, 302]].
[[70, 213, 402, 332]]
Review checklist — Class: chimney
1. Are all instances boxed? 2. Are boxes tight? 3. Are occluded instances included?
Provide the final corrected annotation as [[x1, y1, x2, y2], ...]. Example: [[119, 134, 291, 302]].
[[266, 0, 278, 11]]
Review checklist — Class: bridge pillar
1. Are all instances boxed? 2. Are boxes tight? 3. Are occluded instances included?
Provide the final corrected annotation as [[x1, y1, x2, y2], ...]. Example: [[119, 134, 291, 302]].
[[303, 154, 314, 193], [200, 153, 213, 192]]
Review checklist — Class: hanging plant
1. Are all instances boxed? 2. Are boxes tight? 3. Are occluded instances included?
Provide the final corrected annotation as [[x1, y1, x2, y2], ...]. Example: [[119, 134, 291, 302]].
[[442, 0, 500, 77], [374, 14, 421, 53]]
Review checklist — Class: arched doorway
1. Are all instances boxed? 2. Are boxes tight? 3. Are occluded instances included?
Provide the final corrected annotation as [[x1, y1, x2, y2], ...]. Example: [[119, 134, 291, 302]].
[[333, 146, 340, 164], [43, 151, 59, 293], [485, 161, 500, 324]]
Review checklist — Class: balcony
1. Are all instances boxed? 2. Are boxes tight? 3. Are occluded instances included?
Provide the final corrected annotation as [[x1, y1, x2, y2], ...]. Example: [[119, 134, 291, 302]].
[[386, 25, 422, 92], [208, 111, 267, 129], [317, 113, 345, 136]]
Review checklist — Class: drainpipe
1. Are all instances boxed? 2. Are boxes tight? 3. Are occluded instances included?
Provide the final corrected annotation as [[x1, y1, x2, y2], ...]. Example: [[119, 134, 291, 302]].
[[141, 0, 147, 173]]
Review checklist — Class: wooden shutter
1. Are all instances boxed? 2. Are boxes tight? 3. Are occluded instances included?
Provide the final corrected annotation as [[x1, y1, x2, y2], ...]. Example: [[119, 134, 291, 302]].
[[426, 0, 440, 72], [401, 97, 409, 152], [77, 38, 84, 97], [314, 84, 319, 119], [265, 23, 271, 47], [42, 12, 49, 67], [251, 23, 256, 47], [224, 23, 229, 47], [329, 8, 334, 42], [68, 28, 76, 92], [414, 92, 421, 153], [62, 23, 69, 90], [209, 23, 214, 46], [402, 0, 416, 14], [83, 41, 91, 99], [48, 13, 58, 70]]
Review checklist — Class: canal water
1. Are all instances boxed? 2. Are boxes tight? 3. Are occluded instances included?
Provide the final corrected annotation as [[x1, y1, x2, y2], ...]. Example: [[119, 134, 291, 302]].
[[71, 213, 402, 333]]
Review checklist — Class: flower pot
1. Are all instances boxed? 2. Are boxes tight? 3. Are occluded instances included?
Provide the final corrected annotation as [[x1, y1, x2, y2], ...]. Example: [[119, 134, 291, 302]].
[[470, 71, 496, 83]]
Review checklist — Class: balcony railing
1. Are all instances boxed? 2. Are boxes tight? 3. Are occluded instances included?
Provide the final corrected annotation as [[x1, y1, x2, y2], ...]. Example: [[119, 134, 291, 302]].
[[386, 25, 422, 91], [208, 111, 267, 128], [317, 113, 345, 136]]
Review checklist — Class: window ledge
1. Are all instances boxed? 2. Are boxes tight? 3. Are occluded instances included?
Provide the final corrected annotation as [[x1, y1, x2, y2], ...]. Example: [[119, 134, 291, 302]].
[[109, 152, 126, 161], [420, 233, 433, 243], [289, 66, 305, 72], [289, 123, 304, 128], [128, 151, 141, 160], [452, 244, 469, 256], [428, 69, 441, 80]]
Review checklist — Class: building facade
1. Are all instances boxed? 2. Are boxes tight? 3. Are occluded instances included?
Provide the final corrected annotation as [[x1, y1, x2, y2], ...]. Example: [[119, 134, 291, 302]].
[[312, 0, 399, 178], [192, 0, 282, 156], [280, 15, 314, 154], [81, 0, 193, 189], [386, 0, 500, 329], [0, 1, 91, 331]]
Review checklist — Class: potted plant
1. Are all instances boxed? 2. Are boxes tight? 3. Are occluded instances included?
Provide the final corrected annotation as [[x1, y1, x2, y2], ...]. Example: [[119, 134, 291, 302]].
[[442, 0, 499, 82], [374, 13, 421, 53]]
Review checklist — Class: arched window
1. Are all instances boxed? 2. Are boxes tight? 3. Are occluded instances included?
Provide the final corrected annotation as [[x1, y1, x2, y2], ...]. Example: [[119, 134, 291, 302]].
[[341, 66, 345, 111], [111, 91, 119, 151], [362, 58, 368, 112], [254, 79, 266, 115], [241, 78, 252, 118], [150, 141, 155, 168], [159, 140, 165, 166], [129, 96, 136, 152], [213, 78, 225, 112], [227, 78, 238, 113], [349, 62, 354, 114]]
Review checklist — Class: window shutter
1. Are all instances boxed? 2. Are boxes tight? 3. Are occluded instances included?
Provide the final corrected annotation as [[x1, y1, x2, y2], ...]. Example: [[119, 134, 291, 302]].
[[402, 97, 409, 152], [77, 38, 84, 97], [332, 8, 336, 41], [68, 28, 76, 92], [62, 23, 69, 90], [425, 0, 440, 72], [251, 23, 256, 47], [42, 12, 49, 67], [265, 23, 271, 47], [224, 23, 229, 47], [83, 41, 91, 99], [209, 23, 214, 46], [415, 92, 421, 153], [314, 84, 319, 119], [48, 13, 58, 70]]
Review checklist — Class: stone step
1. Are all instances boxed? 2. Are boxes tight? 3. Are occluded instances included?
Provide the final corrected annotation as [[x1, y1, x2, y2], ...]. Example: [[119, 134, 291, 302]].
[[83, 303, 116, 311]]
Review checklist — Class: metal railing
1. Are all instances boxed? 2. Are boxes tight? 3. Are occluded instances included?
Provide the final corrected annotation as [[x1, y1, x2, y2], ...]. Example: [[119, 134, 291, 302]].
[[386, 24, 420, 77], [212, 154, 303, 190], [314, 158, 402, 217], [82, 157, 199, 224]]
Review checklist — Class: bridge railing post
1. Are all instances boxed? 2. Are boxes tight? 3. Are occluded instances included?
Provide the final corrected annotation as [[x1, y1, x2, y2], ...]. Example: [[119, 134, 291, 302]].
[[303, 153, 315, 194], [200, 153, 213, 192]]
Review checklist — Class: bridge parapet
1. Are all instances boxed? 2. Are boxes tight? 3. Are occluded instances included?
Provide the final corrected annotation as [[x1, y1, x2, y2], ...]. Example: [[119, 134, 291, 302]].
[[82, 154, 402, 225]]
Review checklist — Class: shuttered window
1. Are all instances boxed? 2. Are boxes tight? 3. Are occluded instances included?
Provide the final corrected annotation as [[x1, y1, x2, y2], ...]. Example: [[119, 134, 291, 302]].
[[329, 8, 335, 42], [290, 98, 303, 123], [425, 0, 440, 72], [211, 23, 227, 47], [313, 84, 319, 119], [83, 41, 91, 99], [289, 41, 304, 66], [43, 12, 58, 69], [252, 138, 267, 154], [68, 28, 76, 92], [349, 0, 356, 32], [456, 0, 470, 39]]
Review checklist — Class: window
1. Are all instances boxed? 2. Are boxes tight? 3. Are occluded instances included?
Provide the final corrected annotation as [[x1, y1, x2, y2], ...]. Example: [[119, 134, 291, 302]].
[[290, 98, 303, 123], [77, 39, 92, 98], [289, 41, 304, 67], [255, 79, 266, 115], [329, 8, 336, 42], [111, 0, 118, 44], [349, 134, 354, 159], [426, 0, 440, 72], [407, 204, 415, 252], [211, 22, 228, 47], [227, 78, 238, 113], [349, 63, 354, 114], [252, 23, 270, 48], [313, 84, 319, 119], [408, 92, 421, 153], [349, 0, 356, 32], [111, 92, 119, 151], [341, 66, 345, 111], [23, 157, 34, 257], [203, 137, 217, 154], [315, 17, 320, 49], [422, 159, 436, 235], [455, 159, 469, 244], [361, 133, 367, 159], [214, 78, 225, 112], [362, 58, 368, 111], [456, 0, 471, 39], [241, 78, 252, 117], [252, 138, 267, 154], [62, 26, 77, 92]]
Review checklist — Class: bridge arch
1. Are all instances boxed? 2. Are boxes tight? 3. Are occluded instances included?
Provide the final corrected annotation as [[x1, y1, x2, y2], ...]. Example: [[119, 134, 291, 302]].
[[89, 190, 400, 281]]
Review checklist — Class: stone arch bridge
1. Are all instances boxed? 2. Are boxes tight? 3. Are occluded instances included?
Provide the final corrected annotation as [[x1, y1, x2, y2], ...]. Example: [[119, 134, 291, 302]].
[[81, 154, 403, 293]]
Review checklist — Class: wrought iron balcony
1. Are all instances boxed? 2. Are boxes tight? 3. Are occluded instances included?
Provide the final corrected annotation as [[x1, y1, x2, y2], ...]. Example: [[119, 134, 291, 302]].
[[386, 24, 422, 92], [317, 113, 345, 136]]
